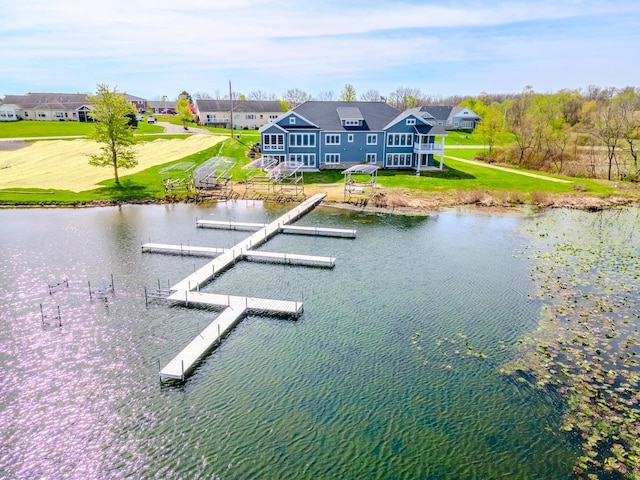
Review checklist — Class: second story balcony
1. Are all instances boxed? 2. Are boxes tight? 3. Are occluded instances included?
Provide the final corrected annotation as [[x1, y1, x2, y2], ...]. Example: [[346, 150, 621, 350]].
[[414, 142, 444, 153]]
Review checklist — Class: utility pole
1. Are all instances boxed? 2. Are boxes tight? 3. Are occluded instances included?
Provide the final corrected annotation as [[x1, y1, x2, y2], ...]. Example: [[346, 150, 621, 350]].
[[229, 80, 234, 136]]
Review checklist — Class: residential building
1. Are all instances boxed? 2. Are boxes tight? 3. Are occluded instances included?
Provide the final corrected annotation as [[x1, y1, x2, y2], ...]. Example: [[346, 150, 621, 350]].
[[409, 106, 481, 130], [194, 99, 284, 129], [259, 101, 447, 172], [0, 92, 149, 122], [147, 100, 177, 114], [0, 93, 94, 121]]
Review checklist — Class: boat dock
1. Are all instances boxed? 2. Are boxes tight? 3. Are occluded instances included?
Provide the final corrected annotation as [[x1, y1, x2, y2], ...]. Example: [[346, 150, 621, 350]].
[[197, 220, 357, 238], [154, 193, 352, 382], [159, 291, 303, 380], [142, 242, 335, 267]]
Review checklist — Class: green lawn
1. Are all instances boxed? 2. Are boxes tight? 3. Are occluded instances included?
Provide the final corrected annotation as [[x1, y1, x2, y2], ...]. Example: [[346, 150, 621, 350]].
[[0, 133, 628, 205], [0, 119, 165, 138]]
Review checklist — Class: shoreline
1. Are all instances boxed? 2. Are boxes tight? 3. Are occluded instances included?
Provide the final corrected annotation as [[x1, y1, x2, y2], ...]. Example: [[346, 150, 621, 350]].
[[1, 187, 637, 215]]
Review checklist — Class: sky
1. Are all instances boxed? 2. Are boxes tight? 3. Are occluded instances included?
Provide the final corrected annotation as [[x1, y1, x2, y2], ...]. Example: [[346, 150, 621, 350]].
[[1, 0, 639, 101]]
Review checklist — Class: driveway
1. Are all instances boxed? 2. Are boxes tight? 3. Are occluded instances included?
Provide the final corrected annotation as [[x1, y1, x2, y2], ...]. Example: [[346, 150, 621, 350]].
[[157, 122, 211, 134]]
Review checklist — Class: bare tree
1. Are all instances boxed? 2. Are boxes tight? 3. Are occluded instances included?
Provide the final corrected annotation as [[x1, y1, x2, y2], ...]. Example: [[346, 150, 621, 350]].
[[360, 89, 382, 102], [317, 91, 335, 101], [283, 88, 312, 109], [193, 92, 213, 100], [596, 88, 624, 180], [387, 86, 423, 110], [248, 90, 276, 101]]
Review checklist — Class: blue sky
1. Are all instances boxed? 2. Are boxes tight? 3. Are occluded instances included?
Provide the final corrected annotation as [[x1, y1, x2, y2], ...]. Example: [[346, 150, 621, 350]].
[[1, 0, 639, 100]]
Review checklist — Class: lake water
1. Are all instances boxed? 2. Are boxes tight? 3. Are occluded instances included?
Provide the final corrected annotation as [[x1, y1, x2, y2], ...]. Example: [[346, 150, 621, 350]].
[[0, 201, 588, 479]]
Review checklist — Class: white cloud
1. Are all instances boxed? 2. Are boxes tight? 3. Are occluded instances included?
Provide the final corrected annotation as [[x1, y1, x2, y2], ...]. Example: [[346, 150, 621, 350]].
[[1, 0, 639, 97]]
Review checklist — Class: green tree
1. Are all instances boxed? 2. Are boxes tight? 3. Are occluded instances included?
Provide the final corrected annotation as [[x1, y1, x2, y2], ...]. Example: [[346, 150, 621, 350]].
[[475, 102, 506, 160], [340, 83, 357, 101], [87, 84, 137, 186], [176, 94, 193, 128]]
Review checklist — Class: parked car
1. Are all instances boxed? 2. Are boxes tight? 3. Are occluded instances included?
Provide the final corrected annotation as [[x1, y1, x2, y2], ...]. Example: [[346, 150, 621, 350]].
[[147, 116, 156, 124], [136, 115, 144, 121]]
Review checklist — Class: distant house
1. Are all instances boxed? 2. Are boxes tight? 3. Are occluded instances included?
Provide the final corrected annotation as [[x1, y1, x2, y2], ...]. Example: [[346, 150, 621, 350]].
[[409, 106, 481, 130], [259, 101, 447, 172], [194, 99, 284, 129], [126, 94, 147, 113], [0, 92, 148, 122], [147, 100, 177, 114], [0, 102, 19, 121]]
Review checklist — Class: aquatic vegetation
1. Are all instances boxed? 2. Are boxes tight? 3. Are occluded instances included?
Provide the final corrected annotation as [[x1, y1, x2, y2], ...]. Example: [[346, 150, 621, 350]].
[[502, 208, 640, 478]]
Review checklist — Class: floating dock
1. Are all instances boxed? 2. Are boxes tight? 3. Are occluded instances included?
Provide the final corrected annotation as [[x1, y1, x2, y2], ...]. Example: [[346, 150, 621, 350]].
[[159, 292, 303, 381], [157, 194, 334, 382], [197, 220, 357, 238], [142, 242, 335, 267]]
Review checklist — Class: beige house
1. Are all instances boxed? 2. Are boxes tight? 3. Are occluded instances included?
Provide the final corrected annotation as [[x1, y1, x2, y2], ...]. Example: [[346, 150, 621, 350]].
[[194, 99, 284, 129]]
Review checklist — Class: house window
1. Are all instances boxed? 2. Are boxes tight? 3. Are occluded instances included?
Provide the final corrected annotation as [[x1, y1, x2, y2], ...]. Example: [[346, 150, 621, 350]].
[[366, 153, 377, 163], [325, 134, 340, 145], [246, 114, 255, 119], [348, 134, 354, 142], [24, 112, 29, 117], [263, 134, 285, 150], [325, 153, 340, 164], [366, 134, 377, 145], [290, 153, 316, 167], [343, 119, 361, 126], [289, 133, 316, 147], [386, 153, 413, 167], [406, 118, 416, 125], [234, 114, 241, 120], [37, 112, 47, 118], [55, 112, 64, 118], [462, 120, 474, 128], [387, 133, 413, 146], [262, 155, 285, 166], [289, 117, 296, 124], [269, 114, 278, 120]]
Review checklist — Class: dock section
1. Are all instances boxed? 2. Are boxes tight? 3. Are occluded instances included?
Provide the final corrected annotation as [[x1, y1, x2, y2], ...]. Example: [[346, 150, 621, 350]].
[[157, 194, 328, 382]]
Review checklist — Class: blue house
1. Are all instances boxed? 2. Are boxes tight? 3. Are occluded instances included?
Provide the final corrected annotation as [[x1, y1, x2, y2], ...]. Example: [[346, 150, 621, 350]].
[[259, 101, 447, 173]]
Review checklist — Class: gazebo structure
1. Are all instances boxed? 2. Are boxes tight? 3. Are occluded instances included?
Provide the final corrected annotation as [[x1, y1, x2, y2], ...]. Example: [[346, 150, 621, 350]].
[[243, 158, 304, 197], [342, 164, 379, 202], [192, 157, 236, 196], [159, 162, 196, 195]]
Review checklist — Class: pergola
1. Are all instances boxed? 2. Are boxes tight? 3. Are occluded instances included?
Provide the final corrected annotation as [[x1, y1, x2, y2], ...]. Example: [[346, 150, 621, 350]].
[[159, 162, 196, 194], [192, 157, 236, 190], [342, 164, 379, 201]]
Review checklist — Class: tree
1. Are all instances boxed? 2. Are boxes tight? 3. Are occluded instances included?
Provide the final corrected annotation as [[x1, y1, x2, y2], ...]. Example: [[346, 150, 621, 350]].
[[283, 88, 312, 109], [176, 94, 193, 128], [360, 89, 382, 102], [178, 90, 193, 103], [193, 92, 213, 100], [475, 102, 507, 161], [87, 84, 137, 186], [387, 87, 423, 110], [340, 83, 357, 101], [317, 91, 336, 101], [248, 90, 276, 101]]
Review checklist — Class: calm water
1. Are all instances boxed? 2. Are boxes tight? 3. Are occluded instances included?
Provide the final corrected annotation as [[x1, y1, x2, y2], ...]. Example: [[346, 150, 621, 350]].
[[0, 202, 578, 479]]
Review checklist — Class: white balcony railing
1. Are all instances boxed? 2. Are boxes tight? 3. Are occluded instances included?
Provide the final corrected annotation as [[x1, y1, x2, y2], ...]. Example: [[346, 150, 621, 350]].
[[414, 142, 443, 152]]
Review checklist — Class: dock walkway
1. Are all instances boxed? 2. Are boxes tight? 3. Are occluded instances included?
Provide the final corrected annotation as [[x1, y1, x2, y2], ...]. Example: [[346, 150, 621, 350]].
[[158, 194, 328, 381]]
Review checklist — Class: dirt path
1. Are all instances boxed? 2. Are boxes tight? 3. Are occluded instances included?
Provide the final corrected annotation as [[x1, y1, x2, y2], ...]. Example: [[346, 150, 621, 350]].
[[445, 155, 573, 183]]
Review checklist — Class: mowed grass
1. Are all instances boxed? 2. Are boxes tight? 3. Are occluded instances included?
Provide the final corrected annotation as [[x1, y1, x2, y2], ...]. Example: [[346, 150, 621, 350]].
[[0, 119, 165, 138], [0, 124, 628, 205]]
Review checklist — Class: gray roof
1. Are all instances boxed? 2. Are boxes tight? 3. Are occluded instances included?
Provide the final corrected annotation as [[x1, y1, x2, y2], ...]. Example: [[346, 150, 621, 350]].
[[292, 101, 400, 131], [336, 106, 363, 120], [148, 100, 177, 108], [415, 124, 447, 135], [195, 99, 284, 113], [411, 105, 481, 122], [1, 93, 90, 110]]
